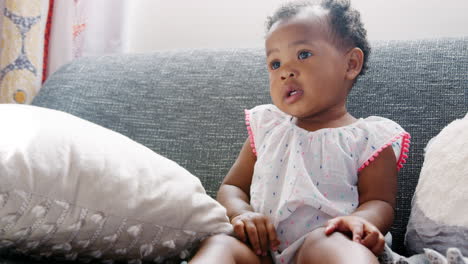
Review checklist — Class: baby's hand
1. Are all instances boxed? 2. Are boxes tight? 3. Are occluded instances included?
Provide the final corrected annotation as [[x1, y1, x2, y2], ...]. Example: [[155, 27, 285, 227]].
[[324, 215, 385, 255], [230, 212, 280, 256]]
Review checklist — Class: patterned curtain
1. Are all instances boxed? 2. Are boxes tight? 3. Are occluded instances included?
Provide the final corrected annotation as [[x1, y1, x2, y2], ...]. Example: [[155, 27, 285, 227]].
[[0, 0, 129, 104], [46, 0, 129, 81], [0, 0, 49, 104]]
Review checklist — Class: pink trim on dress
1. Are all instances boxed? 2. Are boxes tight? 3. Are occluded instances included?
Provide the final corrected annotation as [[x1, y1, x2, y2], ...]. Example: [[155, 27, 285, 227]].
[[358, 132, 411, 172], [244, 109, 257, 156]]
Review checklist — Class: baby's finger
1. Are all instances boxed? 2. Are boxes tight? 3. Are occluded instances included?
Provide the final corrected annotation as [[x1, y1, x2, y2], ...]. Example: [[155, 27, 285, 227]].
[[232, 219, 247, 242], [361, 230, 379, 249], [369, 233, 385, 255], [255, 222, 269, 256], [324, 218, 339, 235], [266, 221, 280, 251], [349, 222, 364, 243], [245, 222, 261, 255]]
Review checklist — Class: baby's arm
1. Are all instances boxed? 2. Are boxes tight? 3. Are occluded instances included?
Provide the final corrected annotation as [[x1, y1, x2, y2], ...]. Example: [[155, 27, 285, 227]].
[[217, 138, 280, 256], [325, 146, 397, 255]]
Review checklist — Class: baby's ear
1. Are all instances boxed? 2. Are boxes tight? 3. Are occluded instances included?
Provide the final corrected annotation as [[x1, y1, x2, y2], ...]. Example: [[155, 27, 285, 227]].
[[345, 47, 364, 80]]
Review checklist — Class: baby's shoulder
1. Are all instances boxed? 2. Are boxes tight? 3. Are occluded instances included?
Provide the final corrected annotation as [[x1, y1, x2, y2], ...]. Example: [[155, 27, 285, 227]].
[[246, 104, 288, 123], [360, 116, 406, 133], [248, 104, 282, 114], [351, 116, 408, 151]]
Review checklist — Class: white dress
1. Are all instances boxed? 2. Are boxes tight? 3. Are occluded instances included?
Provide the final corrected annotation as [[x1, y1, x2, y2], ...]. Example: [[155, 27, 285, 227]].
[[245, 104, 410, 264]]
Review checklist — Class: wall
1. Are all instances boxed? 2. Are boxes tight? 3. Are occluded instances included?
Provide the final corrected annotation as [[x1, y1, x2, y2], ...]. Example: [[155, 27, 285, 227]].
[[127, 0, 468, 52]]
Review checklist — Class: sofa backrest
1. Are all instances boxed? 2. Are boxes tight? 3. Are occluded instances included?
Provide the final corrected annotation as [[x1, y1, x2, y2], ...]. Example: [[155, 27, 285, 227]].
[[32, 37, 467, 255]]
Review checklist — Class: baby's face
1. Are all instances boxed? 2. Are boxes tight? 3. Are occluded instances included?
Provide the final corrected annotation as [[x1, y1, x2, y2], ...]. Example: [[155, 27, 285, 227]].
[[265, 10, 351, 121]]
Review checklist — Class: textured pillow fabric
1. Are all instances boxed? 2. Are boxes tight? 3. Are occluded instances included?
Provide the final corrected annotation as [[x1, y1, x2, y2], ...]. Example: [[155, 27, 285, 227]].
[[379, 245, 468, 264], [0, 104, 232, 263], [405, 113, 468, 256]]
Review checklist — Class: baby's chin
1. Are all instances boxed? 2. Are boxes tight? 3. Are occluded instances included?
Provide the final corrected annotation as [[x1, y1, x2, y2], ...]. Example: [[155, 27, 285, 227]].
[[270, 96, 317, 119], [274, 103, 312, 118]]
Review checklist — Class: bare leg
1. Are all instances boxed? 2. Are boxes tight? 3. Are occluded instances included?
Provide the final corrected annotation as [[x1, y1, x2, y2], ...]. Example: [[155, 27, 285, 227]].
[[189, 234, 272, 264], [294, 227, 379, 264]]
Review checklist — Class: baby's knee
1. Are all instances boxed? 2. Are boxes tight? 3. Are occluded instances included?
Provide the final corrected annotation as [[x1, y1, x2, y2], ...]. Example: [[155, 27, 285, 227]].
[[200, 233, 239, 248], [197, 234, 261, 263], [301, 227, 331, 248], [191, 234, 243, 263], [295, 228, 378, 264]]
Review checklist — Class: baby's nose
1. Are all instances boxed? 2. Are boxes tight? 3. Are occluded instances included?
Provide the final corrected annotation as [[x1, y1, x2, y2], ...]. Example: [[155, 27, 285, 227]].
[[281, 71, 296, 80]]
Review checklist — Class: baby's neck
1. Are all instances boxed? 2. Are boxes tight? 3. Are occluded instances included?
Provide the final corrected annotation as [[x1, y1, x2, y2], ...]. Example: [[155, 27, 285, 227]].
[[295, 111, 357, 132]]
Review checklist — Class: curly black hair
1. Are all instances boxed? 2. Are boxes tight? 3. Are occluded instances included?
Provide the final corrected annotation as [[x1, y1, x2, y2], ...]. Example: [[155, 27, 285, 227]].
[[266, 0, 371, 77]]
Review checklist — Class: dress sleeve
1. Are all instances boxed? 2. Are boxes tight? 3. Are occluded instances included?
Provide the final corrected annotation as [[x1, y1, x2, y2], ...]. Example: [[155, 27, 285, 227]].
[[245, 108, 257, 156], [357, 117, 411, 172], [244, 104, 285, 156]]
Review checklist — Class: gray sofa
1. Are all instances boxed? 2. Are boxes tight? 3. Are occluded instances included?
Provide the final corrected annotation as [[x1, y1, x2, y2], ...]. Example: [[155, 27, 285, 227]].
[[1, 37, 466, 263]]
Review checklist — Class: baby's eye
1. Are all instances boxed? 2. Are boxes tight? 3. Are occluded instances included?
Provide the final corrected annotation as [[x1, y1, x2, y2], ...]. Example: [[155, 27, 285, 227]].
[[270, 61, 281, 70], [298, 51, 312, 60]]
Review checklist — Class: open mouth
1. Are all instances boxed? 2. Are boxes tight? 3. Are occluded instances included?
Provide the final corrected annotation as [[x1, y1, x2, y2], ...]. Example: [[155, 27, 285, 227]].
[[283, 83, 303, 103], [285, 86, 303, 98], [288, 90, 299, 97]]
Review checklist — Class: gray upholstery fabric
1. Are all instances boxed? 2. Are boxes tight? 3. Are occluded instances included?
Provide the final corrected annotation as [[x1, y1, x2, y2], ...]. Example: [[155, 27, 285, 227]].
[[11, 37, 464, 262]]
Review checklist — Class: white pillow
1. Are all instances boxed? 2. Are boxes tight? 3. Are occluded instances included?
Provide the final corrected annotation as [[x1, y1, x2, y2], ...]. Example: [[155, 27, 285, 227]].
[[0, 104, 233, 263], [405, 113, 468, 256]]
